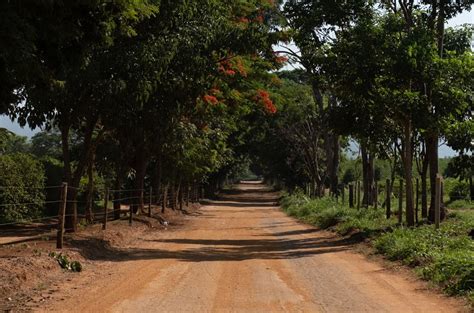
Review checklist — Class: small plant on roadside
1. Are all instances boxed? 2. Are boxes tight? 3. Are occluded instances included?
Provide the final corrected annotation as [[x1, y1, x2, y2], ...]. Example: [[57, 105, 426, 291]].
[[375, 219, 474, 296], [447, 199, 474, 210], [49, 252, 82, 272]]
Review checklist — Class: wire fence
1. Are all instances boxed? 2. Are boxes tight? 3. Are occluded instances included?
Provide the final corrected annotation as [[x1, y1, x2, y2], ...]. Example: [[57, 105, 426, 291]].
[[302, 175, 473, 221], [0, 182, 205, 247]]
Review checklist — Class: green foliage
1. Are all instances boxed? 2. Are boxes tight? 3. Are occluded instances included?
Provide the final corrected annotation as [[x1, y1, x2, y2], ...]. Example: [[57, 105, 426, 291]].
[[41, 157, 64, 216], [30, 130, 62, 159], [0, 153, 45, 223], [246, 75, 320, 189], [444, 25, 474, 55], [283, 191, 474, 298], [49, 252, 82, 272], [447, 200, 474, 210], [342, 168, 356, 184], [444, 178, 471, 202], [0, 128, 30, 154], [281, 193, 397, 236], [375, 213, 474, 295]]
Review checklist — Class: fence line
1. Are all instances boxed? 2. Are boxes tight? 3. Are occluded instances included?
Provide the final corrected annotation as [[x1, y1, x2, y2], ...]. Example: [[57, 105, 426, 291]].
[[302, 175, 469, 226], [0, 200, 62, 207], [0, 213, 77, 227], [0, 181, 205, 248], [0, 185, 63, 190]]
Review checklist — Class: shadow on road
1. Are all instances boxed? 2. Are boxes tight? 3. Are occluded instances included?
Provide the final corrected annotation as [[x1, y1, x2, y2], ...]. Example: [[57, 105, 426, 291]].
[[68, 181, 350, 264], [0, 223, 56, 237], [69, 234, 350, 263]]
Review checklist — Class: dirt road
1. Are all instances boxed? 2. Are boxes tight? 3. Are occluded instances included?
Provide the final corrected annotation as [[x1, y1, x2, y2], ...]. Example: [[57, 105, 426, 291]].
[[50, 182, 465, 313]]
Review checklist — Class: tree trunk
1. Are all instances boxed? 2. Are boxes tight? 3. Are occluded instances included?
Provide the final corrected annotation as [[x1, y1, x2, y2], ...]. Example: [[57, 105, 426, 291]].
[[113, 172, 122, 220], [325, 134, 340, 196], [389, 145, 397, 193], [61, 114, 100, 232], [325, 96, 340, 197], [133, 174, 145, 215], [176, 178, 182, 210], [421, 155, 429, 218], [85, 156, 94, 223], [368, 153, 374, 206], [403, 121, 415, 227], [161, 183, 168, 213], [170, 183, 176, 210], [427, 132, 440, 222], [361, 146, 368, 206], [60, 123, 76, 232], [470, 176, 473, 201], [426, 1, 446, 222], [178, 182, 183, 211], [361, 144, 374, 207], [132, 144, 148, 214], [186, 182, 190, 207], [153, 155, 162, 205]]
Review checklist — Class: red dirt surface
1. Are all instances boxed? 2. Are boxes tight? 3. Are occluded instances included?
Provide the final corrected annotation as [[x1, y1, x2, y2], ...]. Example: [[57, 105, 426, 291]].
[[1, 183, 469, 312], [0, 205, 198, 312]]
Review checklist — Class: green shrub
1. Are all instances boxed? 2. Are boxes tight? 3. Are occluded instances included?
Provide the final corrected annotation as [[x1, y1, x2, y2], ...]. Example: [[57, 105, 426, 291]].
[[49, 252, 83, 272], [342, 168, 356, 184], [41, 157, 63, 216], [420, 251, 474, 295], [447, 179, 470, 202], [0, 153, 45, 223], [447, 199, 474, 210], [336, 209, 396, 237], [313, 205, 350, 228], [375, 220, 474, 295], [281, 193, 396, 236]]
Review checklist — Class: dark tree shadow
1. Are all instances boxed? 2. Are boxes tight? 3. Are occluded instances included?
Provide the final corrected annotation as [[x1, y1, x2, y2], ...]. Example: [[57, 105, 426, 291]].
[[68, 233, 351, 263], [0, 222, 57, 239]]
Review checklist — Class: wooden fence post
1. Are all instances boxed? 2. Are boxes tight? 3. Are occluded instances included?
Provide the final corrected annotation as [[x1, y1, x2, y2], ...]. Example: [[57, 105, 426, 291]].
[[186, 183, 190, 207], [357, 181, 361, 210], [386, 179, 391, 219], [57, 182, 68, 249], [179, 186, 183, 211], [129, 190, 133, 226], [349, 184, 354, 208], [398, 179, 403, 224], [341, 184, 345, 205], [441, 179, 444, 207], [435, 174, 442, 229], [415, 178, 419, 224], [102, 188, 109, 230], [113, 190, 121, 220], [148, 187, 152, 217], [374, 184, 378, 210], [161, 185, 167, 213]]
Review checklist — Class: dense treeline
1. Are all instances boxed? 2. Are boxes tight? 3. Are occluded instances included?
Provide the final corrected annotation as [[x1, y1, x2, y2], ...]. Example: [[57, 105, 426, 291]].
[[248, 1, 473, 227], [0, 0, 287, 228], [0, 1, 472, 230]]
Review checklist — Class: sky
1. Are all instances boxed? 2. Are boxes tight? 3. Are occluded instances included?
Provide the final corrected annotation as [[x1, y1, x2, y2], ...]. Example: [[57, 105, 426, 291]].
[[1, 8, 472, 155]]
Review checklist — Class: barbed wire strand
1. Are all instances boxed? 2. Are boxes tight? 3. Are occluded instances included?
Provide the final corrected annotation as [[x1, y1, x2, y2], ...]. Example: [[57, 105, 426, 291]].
[[0, 185, 63, 190], [0, 200, 62, 207]]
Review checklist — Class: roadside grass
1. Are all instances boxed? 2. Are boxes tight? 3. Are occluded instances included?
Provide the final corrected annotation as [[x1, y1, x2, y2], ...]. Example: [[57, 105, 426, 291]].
[[281, 191, 397, 237], [281, 192, 474, 303], [447, 199, 474, 210]]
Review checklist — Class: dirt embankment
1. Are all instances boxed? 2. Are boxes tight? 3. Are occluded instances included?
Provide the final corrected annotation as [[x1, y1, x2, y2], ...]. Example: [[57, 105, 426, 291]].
[[0, 205, 199, 312]]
